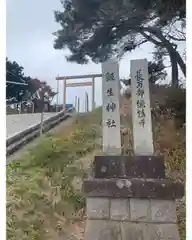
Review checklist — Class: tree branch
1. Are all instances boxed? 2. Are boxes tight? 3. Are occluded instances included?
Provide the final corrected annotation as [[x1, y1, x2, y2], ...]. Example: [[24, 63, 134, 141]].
[[139, 31, 162, 46], [167, 34, 186, 41]]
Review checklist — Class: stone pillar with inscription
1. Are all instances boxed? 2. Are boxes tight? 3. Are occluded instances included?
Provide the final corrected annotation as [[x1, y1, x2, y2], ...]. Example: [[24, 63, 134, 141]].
[[102, 60, 121, 155], [83, 59, 184, 240], [131, 59, 154, 155]]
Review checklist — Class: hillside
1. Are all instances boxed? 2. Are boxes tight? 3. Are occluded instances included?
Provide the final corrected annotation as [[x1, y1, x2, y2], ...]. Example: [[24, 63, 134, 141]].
[[6, 102, 185, 240]]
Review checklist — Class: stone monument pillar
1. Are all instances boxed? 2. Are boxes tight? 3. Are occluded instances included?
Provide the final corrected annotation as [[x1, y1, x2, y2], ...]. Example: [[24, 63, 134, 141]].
[[102, 60, 121, 155], [83, 59, 184, 240]]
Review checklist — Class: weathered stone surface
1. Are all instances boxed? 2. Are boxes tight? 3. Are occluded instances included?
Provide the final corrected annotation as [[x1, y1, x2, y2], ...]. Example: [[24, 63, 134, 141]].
[[83, 178, 184, 199], [130, 59, 154, 155], [121, 222, 144, 240], [86, 197, 109, 219], [94, 155, 165, 179], [130, 199, 151, 222], [110, 199, 130, 220], [151, 200, 177, 223], [123, 156, 165, 179], [121, 223, 180, 240], [94, 156, 122, 178], [85, 220, 121, 240], [143, 223, 180, 240]]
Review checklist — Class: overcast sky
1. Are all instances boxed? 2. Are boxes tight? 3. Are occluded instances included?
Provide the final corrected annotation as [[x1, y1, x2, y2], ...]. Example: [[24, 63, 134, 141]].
[[6, 0, 177, 111]]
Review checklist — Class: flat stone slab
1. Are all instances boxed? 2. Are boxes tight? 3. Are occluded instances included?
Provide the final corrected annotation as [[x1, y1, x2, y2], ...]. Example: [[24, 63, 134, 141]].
[[6, 113, 59, 139], [94, 155, 165, 179], [83, 178, 184, 199], [86, 197, 177, 223], [85, 220, 180, 240]]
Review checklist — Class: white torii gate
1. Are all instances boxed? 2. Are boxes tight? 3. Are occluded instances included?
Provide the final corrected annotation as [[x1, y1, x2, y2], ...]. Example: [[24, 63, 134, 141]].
[[56, 74, 102, 111]]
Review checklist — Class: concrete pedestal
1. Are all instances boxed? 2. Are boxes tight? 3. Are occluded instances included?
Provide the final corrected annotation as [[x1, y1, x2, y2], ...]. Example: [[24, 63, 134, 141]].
[[83, 156, 184, 240]]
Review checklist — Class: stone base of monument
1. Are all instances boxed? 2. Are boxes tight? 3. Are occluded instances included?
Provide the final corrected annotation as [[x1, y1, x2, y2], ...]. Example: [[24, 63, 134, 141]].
[[83, 156, 184, 240]]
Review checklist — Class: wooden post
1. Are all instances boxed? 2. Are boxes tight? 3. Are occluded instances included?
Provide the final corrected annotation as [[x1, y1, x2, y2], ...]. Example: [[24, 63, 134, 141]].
[[130, 59, 154, 155], [18, 103, 21, 114], [101, 60, 121, 155], [85, 91, 89, 112], [32, 102, 34, 113], [92, 77, 95, 110], [85, 92, 87, 112], [40, 110, 44, 136], [63, 80, 66, 111], [56, 78, 59, 112], [87, 92, 89, 112], [77, 97, 80, 114], [39, 93, 45, 136], [74, 96, 77, 111]]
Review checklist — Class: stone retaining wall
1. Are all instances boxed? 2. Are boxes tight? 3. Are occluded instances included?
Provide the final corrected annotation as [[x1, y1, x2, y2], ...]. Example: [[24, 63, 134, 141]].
[[85, 197, 179, 240]]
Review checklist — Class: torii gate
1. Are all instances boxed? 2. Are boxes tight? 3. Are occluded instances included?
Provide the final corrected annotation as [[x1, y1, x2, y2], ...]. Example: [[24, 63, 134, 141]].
[[56, 74, 102, 111]]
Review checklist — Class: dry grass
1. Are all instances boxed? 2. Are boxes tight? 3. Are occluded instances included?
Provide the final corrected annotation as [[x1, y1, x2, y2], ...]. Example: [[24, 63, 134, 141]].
[[7, 109, 102, 240], [154, 118, 185, 240], [122, 113, 185, 240]]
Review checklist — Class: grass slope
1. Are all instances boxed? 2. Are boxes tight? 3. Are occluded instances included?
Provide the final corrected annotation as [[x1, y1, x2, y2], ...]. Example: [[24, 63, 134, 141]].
[[7, 109, 102, 240]]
